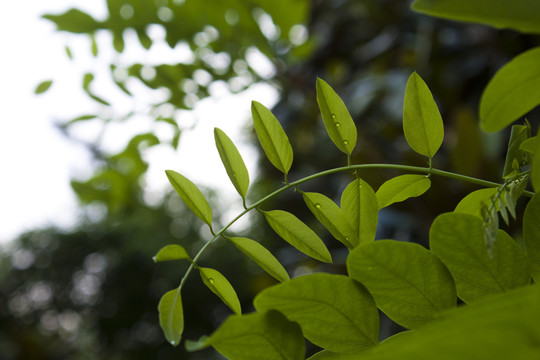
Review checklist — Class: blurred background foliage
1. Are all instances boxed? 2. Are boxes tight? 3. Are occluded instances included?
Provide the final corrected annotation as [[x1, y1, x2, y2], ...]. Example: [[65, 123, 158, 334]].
[[2, 0, 539, 358]]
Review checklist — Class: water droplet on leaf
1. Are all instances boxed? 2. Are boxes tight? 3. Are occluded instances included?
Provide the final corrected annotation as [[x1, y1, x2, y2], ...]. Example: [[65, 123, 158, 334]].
[[343, 140, 349, 145], [331, 113, 336, 119], [208, 278, 215, 284], [315, 203, 321, 209], [335, 122, 341, 127]]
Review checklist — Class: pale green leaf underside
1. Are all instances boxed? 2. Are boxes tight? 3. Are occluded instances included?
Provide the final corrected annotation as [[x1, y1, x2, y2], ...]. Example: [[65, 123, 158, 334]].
[[254, 273, 379, 353], [264, 210, 332, 263], [376, 174, 431, 209], [206, 310, 305, 360], [403, 72, 444, 158], [429, 213, 530, 303], [158, 288, 184, 346], [230, 237, 290, 282], [153, 244, 191, 263], [341, 178, 378, 246], [252, 101, 293, 175], [165, 170, 212, 226], [347, 240, 456, 329], [480, 47, 540, 132], [199, 267, 241, 315], [524, 194, 540, 281], [303, 192, 356, 249], [214, 127, 250, 200], [316, 78, 357, 155], [411, 0, 540, 35]]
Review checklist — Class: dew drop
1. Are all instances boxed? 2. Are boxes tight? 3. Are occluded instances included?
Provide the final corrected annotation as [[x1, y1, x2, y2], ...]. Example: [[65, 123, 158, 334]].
[[331, 113, 336, 119], [315, 203, 321, 209], [343, 140, 349, 145], [335, 122, 341, 127], [345, 236, 349, 241], [208, 278, 215, 284]]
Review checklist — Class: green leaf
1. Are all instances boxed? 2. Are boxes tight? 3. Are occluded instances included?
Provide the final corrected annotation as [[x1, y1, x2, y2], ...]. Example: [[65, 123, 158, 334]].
[[42, 9, 100, 33], [165, 170, 213, 226], [251, 101, 293, 175], [520, 135, 540, 154], [453, 188, 499, 218], [254, 273, 379, 353], [340, 178, 378, 246], [533, 134, 540, 193], [480, 47, 540, 132], [524, 194, 540, 281], [503, 125, 530, 177], [158, 288, 184, 346], [34, 80, 53, 94], [199, 267, 241, 315], [411, 0, 540, 35], [214, 128, 250, 200], [429, 213, 530, 303], [316, 78, 357, 155], [402, 72, 444, 158], [229, 237, 290, 282], [347, 240, 456, 329], [201, 310, 305, 360], [264, 210, 332, 263], [307, 350, 355, 360], [376, 174, 431, 209], [153, 245, 191, 263], [303, 192, 356, 249]]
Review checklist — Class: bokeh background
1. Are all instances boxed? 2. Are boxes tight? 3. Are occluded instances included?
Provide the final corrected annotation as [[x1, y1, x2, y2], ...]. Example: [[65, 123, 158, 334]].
[[1, 0, 538, 359]]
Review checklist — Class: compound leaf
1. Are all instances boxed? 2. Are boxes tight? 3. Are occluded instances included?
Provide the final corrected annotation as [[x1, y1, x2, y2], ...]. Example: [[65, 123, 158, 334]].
[[214, 128, 250, 200], [199, 267, 241, 315], [376, 174, 431, 209], [340, 178, 378, 246], [158, 288, 184, 346], [153, 244, 191, 263]]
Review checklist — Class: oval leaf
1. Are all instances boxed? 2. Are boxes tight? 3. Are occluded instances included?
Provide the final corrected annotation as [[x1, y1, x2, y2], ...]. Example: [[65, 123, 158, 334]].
[[316, 78, 357, 155], [520, 135, 540, 154], [254, 273, 379, 353], [153, 244, 191, 263], [229, 237, 290, 282], [214, 127, 250, 200], [205, 310, 305, 360], [264, 210, 332, 263], [251, 101, 294, 175], [429, 212, 531, 303], [480, 47, 540, 132], [347, 240, 456, 329], [165, 170, 213, 226], [376, 174, 431, 209], [341, 178, 378, 246], [158, 288, 184, 346], [303, 192, 356, 249], [453, 188, 499, 218], [403, 72, 444, 158], [35, 80, 53, 94], [199, 267, 241, 315], [524, 194, 540, 281]]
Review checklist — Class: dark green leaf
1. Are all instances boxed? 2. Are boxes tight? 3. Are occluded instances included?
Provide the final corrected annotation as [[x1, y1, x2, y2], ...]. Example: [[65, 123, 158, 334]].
[[153, 244, 191, 263], [165, 170, 213, 226], [43, 9, 100, 33], [430, 213, 530, 303], [34, 80, 53, 94], [376, 174, 431, 209], [480, 47, 540, 132], [199, 267, 241, 315], [158, 288, 184, 346], [316, 78, 357, 155], [402, 72, 444, 158], [254, 273, 379, 353], [533, 134, 540, 193], [347, 240, 456, 329], [251, 101, 293, 175], [503, 125, 530, 177], [307, 351, 355, 360], [520, 135, 540, 154], [264, 210, 332, 263], [214, 128, 250, 200], [229, 237, 289, 282], [340, 178, 378, 246], [303, 192, 356, 249], [524, 194, 540, 281]]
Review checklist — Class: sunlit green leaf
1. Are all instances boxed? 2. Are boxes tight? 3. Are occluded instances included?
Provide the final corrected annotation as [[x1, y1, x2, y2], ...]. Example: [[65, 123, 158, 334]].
[[341, 178, 378, 246], [214, 128, 250, 200], [158, 288, 184, 346], [430, 213, 530, 303], [254, 273, 379, 353], [411, 0, 540, 35], [303, 192, 356, 249], [264, 210, 332, 263], [524, 194, 540, 281], [453, 188, 498, 218], [198, 310, 305, 360], [34, 80, 53, 94], [251, 101, 293, 175], [376, 174, 431, 209], [199, 267, 241, 315], [165, 170, 213, 226], [153, 245, 191, 263], [480, 47, 540, 132], [402, 72, 444, 158], [229, 237, 289, 282], [316, 78, 357, 155], [347, 240, 456, 329]]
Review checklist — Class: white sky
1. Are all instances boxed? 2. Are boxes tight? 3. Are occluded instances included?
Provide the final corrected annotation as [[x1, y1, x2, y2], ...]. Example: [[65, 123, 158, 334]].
[[0, 1, 278, 244]]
